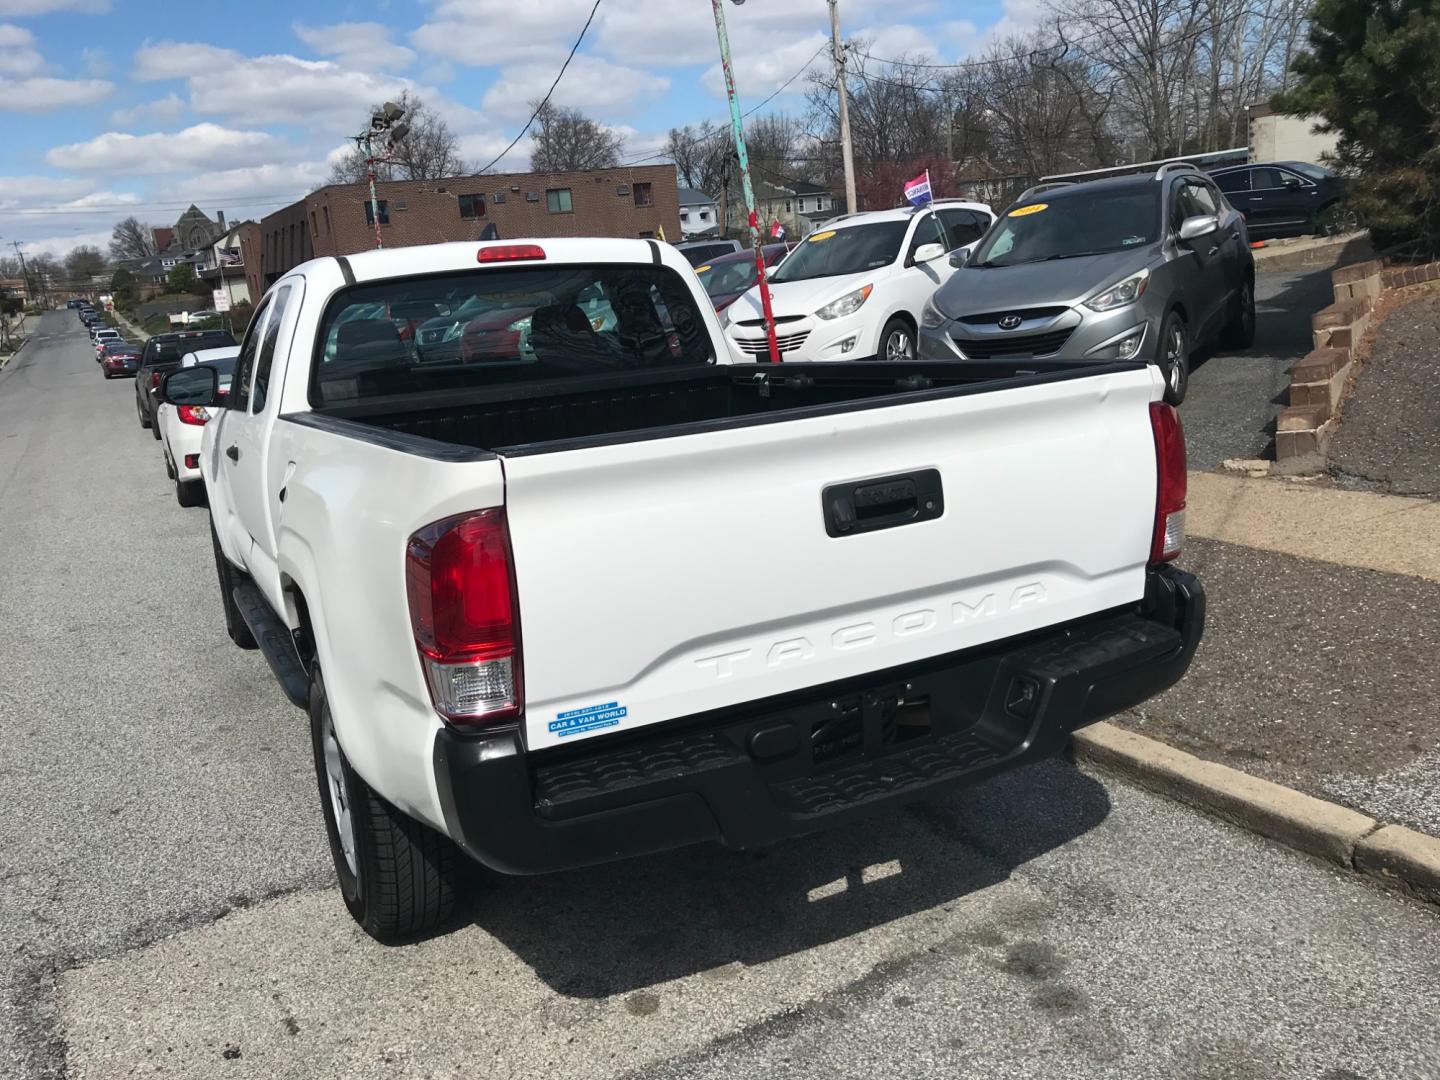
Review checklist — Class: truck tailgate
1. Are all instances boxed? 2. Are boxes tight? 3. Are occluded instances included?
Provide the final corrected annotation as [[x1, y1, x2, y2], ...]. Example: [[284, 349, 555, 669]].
[[502, 367, 1159, 751]]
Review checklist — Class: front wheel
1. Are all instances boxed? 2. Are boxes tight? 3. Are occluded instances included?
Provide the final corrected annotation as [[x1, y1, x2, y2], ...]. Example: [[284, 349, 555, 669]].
[[1159, 311, 1190, 406], [880, 317, 916, 362], [1318, 202, 1361, 236], [309, 666, 465, 942]]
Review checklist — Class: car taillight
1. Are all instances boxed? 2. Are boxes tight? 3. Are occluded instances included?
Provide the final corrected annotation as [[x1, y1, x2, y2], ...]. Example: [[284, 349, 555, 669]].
[[405, 509, 521, 726], [177, 405, 212, 425], [149, 370, 162, 389], [1149, 402, 1186, 563]]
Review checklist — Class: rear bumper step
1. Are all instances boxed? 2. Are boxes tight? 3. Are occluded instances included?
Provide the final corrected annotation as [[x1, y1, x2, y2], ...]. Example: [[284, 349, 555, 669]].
[[232, 581, 310, 710], [434, 565, 1204, 875]]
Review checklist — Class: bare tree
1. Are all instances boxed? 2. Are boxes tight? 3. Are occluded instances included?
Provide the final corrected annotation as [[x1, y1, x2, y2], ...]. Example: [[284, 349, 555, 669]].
[[329, 91, 474, 184], [64, 245, 107, 280], [109, 216, 157, 263], [529, 102, 624, 172]]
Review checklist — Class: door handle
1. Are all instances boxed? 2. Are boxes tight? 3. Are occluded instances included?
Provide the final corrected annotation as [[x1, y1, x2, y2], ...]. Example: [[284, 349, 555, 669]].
[[1208, 245, 1221, 257], [226, 445, 240, 462], [823, 469, 943, 538]]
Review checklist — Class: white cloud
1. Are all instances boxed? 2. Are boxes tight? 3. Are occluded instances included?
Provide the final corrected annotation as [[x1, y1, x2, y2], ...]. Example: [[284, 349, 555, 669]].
[[0, 174, 104, 208], [109, 91, 186, 128], [14, 228, 114, 259], [295, 21, 414, 71], [974, 0, 1048, 49], [150, 161, 328, 210], [412, 0, 599, 64], [2, 75, 111, 110], [0, 0, 106, 14], [0, 21, 42, 74], [480, 55, 669, 122], [700, 32, 829, 108], [80, 46, 107, 76], [46, 123, 290, 175], [852, 23, 943, 62], [132, 40, 238, 81]]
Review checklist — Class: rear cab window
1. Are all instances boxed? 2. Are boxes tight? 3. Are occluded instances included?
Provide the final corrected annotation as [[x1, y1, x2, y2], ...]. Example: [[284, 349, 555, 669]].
[[310, 262, 715, 408]]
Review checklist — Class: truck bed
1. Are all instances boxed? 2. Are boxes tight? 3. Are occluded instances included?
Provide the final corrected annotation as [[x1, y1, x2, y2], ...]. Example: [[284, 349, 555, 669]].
[[309, 360, 1137, 455]]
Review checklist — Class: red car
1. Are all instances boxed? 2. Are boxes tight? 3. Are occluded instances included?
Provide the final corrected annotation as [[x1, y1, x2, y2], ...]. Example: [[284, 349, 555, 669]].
[[693, 243, 794, 313], [460, 306, 536, 363], [100, 342, 142, 378]]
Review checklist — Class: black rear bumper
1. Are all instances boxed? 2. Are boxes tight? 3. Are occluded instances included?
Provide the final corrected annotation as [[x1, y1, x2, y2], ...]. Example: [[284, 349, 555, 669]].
[[434, 565, 1204, 875]]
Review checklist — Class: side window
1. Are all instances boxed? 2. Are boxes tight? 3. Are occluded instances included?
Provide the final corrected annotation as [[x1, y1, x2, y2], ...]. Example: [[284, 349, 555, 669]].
[[1185, 181, 1218, 216], [229, 295, 271, 412], [938, 209, 989, 249], [250, 284, 292, 413], [907, 214, 945, 261], [1249, 168, 1284, 191], [1215, 170, 1250, 194]]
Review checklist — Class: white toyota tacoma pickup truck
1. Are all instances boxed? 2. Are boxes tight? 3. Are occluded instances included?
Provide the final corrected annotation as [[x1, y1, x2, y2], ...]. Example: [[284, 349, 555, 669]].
[[160, 237, 1204, 941]]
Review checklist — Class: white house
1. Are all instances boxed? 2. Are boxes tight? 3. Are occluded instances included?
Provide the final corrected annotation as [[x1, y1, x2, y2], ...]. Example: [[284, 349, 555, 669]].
[[197, 223, 252, 306], [678, 188, 721, 238]]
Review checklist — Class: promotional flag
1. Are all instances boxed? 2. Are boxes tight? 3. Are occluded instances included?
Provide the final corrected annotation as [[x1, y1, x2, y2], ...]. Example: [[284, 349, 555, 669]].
[[903, 170, 933, 208], [657, 224, 667, 243], [771, 219, 786, 241]]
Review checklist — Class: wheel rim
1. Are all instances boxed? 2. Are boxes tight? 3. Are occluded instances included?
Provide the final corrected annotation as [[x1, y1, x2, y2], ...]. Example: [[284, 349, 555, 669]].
[[1166, 322, 1186, 395], [321, 709, 358, 878], [886, 329, 913, 361]]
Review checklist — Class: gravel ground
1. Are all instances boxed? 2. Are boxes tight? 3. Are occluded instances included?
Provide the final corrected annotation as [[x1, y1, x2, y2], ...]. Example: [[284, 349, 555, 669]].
[[1331, 291, 1440, 497], [6, 312, 1440, 1080], [1181, 267, 1335, 470], [1121, 536, 1440, 834]]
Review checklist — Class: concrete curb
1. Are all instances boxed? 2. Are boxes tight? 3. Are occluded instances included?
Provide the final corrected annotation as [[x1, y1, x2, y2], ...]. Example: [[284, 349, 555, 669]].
[[1072, 722, 1440, 908]]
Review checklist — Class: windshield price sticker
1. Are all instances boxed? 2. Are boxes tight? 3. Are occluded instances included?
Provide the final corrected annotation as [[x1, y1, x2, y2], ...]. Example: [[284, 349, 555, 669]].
[[1008, 204, 1048, 218], [808, 230, 837, 242]]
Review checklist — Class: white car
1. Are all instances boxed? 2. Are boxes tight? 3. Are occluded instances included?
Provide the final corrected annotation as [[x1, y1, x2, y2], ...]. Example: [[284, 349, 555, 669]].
[[157, 346, 239, 507], [722, 199, 994, 363], [92, 327, 120, 356]]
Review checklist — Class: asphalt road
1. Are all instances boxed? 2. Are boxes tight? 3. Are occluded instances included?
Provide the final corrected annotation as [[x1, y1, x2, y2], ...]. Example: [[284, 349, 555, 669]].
[[4, 311, 1440, 1080], [1181, 266, 1335, 470]]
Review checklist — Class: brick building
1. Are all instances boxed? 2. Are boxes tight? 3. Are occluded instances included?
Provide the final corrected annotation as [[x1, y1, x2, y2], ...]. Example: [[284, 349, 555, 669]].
[[251, 164, 682, 290]]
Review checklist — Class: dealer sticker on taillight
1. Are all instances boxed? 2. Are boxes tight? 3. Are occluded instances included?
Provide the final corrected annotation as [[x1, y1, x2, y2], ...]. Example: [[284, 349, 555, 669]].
[[550, 701, 628, 738]]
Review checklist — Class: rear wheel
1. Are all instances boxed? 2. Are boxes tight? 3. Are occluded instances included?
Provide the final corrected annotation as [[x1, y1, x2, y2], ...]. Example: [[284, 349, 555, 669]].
[[880, 317, 916, 362], [137, 397, 151, 429], [1220, 276, 1256, 350], [209, 517, 257, 649], [1160, 311, 1189, 406], [176, 478, 204, 508], [309, 665, 464, 942]]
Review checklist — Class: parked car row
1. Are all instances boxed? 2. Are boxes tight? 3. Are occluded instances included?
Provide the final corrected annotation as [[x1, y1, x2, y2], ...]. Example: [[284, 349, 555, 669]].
[[718, 164, 1257, 404]]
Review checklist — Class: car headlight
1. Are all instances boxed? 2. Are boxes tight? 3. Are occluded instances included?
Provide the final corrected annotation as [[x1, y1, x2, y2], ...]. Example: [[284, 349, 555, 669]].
[[814, 284, 873, 320], [1085, 268, 1150, 312], [921, 296, 948, 329]]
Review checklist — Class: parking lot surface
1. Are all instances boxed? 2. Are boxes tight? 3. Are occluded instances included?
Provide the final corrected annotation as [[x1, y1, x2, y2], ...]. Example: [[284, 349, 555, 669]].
[[4, 312, 1440, 1080]]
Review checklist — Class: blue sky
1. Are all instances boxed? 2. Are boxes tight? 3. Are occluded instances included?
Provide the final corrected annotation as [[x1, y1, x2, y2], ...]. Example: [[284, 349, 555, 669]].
[[0, 0, 1035, 257]]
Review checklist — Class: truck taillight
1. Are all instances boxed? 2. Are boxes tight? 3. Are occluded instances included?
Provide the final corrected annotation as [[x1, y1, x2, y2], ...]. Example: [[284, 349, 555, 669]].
[[405, 509, 522, 726], [149, 370, 163, 389], [1149, 402, 1186, 564]]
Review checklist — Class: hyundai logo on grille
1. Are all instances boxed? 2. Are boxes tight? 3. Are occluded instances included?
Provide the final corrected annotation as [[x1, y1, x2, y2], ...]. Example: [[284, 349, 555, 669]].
[[998, 314, 1024, 330]]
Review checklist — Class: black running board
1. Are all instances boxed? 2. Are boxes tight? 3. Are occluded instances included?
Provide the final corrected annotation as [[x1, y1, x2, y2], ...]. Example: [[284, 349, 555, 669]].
[[232, 580, 310, 710]]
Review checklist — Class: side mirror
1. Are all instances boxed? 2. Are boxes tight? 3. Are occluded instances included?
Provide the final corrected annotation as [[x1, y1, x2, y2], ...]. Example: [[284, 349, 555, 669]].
[[1178, 214, 1219, 243], [161, 365, 221, 408], [949, 247, 972, 268], [912, 242, 946, 264]]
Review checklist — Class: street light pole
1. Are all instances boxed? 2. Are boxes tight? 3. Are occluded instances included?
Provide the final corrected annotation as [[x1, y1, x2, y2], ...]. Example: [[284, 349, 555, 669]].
[[711, 0, 781, 364], [828, 0, 858, 215], [363, 131, 385, 250]]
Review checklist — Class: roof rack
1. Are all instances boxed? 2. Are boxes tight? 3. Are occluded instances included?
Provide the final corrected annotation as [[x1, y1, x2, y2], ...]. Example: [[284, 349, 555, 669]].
[[1013, 181, 1075, 204], [1154, 161, 1199, 180]]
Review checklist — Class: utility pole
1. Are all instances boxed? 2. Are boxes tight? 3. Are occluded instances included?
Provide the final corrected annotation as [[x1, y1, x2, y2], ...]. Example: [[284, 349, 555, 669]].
[[12, 241, 34, 311], [711, 0, 781, 364], [828, 0, 857, 214]]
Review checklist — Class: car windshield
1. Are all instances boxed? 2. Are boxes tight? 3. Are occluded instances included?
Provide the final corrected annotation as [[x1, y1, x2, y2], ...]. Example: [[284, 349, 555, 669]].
[[695, 258, 758, 298], [972, 188, 1161, 267], [312, 263, 714, 406], [769, 222, 908, 282], [1289, 162, 1334, 181]]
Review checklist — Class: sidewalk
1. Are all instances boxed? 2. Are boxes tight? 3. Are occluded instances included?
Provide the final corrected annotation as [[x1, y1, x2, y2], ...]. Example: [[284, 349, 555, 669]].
[[1119, 472, 1440, 836]]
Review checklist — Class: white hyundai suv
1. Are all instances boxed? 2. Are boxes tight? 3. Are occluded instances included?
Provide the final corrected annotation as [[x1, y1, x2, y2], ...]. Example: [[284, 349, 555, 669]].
[[721, 199, 993, 362]]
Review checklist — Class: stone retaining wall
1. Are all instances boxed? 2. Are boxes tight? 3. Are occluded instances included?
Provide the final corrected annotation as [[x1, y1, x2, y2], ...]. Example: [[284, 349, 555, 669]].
[[1276, 258, 1439, 467]]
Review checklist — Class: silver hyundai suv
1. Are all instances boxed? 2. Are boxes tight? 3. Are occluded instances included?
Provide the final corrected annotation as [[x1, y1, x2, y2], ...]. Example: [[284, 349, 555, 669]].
[[918, 164, 1255, 404]]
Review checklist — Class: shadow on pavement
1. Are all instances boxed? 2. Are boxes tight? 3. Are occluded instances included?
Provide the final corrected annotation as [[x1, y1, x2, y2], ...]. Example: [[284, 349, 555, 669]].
[[466, 759, 1110, 997]]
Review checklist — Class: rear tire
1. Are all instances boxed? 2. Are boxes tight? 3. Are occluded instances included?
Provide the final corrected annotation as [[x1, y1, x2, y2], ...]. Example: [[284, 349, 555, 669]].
[[209, 517, 257, 649], [1220, 276, 1256, 351], [1159, 311, 1190, 406], [309, 665, 464, 942], [880, 317, 916, 362], [137, 398, 151, 429], [151, 417, 161, 441], [176, 478, 204, 508]]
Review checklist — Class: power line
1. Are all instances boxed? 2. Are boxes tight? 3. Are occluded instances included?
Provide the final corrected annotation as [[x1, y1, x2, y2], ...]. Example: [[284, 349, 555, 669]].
[[475, 0, 604, 175]]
